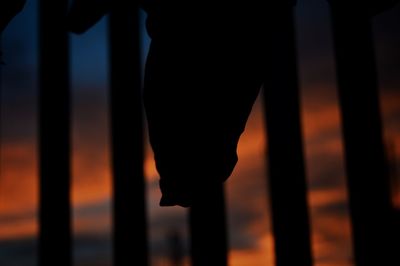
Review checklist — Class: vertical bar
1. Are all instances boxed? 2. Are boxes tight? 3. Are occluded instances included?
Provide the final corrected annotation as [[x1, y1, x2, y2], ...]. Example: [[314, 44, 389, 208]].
[[189, 184, 228, 266], [330, 9, 395, 266], [109, 1, 149, 266], [386, 140, 399, 208], [0, 36, 2, 174], [386, 140, 400, 245], [0, 35, 2, 173], [262, 4, 313, 266], [38, 0, 71, 266]]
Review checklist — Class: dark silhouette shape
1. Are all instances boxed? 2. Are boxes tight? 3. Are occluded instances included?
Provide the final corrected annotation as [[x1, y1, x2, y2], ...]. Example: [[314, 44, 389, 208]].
[[108, 2, 149, 266], [0, 0, 26, 33], [143, 3, 261, 207], [328, 1, 400, 265], [142, 3, 264, 264], [167, 229, 184, 266], [261, 3, 313, 266], [38, 1, 71, 266], [67, 1, 149, 266]]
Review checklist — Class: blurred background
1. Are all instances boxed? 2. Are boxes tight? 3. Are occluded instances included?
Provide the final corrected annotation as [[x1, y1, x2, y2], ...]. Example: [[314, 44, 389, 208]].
[[0, 0, 399, 265]]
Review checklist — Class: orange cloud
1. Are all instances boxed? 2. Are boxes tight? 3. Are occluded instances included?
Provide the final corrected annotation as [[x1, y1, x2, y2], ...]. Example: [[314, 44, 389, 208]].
[[311, 215, 353, 266], [219, 233, 275, 266], [71, 145, 111, 207], [308, 187, 348, 209], [0, 216, 37, 240], [1, 85, 399, 266], [72, 205, 109, 234], [0, 143, 37, 240], [302, 102, 341, 142], [0, 143, 38, 215], [380, 89, 400, 116]]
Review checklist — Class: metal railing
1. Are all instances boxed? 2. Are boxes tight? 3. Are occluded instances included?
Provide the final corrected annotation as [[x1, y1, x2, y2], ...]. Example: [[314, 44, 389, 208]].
[[1, 1, 399, 266]]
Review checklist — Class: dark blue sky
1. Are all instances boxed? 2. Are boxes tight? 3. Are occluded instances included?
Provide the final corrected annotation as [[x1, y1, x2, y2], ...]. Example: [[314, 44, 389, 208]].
[[1, 0, 399, 113]]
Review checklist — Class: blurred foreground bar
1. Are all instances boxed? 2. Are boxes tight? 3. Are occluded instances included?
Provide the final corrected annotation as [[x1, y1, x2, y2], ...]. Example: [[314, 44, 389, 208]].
[[262, 4, 313, 266], [189, 184, 228, 266], [38, 0, 71, 266], [109, 1, 149, 266], [330, 8, 395, 266]]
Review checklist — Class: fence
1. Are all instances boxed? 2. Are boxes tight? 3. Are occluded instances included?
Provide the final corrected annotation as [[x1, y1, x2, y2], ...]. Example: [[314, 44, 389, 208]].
[[1, 1, 399, 266]]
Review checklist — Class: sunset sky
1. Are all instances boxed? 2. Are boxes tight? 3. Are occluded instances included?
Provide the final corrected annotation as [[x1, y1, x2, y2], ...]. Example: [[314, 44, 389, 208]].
[[1, 0, 399, 266]]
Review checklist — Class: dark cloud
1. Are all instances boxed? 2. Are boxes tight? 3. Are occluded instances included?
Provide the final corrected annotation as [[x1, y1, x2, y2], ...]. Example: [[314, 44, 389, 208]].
[[305, 134, 347, 189], [72, 88, 109, 146], [227, 205, 266, 250], [227, 163, 271, 250], [308, 163, 345, 191], [73, 199, 110, 218], [374, 6, 400, 92], [296, 0, 338, 90], [0, 210, 35, 224], [0, 234, 113, 266], [72, 234, 112, 266], [295, 0, 400, 95], [1, 35, 38, 144], [295, 0, 334, 58], [0, 95, 37, 145], [0, 237, 37, 266], [315, 198, 349, 216]]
